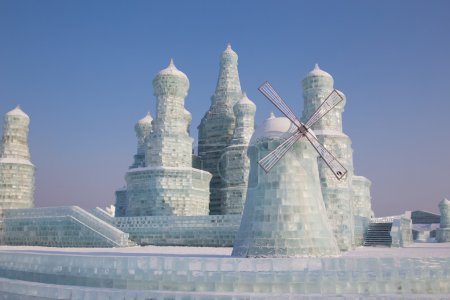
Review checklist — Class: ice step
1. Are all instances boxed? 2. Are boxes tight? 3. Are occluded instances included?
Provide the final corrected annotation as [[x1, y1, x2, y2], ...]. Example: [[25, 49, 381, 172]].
[[364, 222, 393, 247]]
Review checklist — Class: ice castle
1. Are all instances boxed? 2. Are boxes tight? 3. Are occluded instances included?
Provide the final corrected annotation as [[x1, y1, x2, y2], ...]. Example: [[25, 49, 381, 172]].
[[0, 44, 449, 298]]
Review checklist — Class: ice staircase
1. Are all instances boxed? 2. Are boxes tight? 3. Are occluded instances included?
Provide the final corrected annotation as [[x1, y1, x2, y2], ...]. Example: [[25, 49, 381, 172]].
[[363, 222, 393, 247], [3, 206, 136, 248]]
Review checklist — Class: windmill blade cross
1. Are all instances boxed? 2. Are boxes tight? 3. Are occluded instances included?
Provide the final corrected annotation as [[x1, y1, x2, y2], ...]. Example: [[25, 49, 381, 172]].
[[258, 81, 304, 130], [305, 90, 344, 129], [258, 130, 304, 173], [303, 130, 347, 180]]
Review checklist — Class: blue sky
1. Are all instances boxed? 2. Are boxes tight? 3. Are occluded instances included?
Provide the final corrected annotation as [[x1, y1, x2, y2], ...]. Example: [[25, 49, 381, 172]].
[[0, 0, 449, 216]]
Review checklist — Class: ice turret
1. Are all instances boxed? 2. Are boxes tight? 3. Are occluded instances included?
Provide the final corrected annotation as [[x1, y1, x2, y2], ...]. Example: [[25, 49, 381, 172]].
[[198, 44, 243, 214], [220, 93, 256, 215], [232, 114, 339, 257], [301, 64, 373, 250], [119, 60, 211, 216], [130, 112, 152, 169], [437, 198, 450, 242], [0, 106, 35, 214]]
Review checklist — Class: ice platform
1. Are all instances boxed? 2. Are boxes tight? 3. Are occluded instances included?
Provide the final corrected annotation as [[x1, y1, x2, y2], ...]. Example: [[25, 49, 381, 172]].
[[0, 243, 449, 299]]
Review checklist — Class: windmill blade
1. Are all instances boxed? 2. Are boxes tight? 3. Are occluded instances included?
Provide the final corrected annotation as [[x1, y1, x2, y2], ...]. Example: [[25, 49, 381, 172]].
[[303, 130, 347, 180], [258, 81, 303, 129], [258, 130, 304, 173], [304, 89, 344, 129]]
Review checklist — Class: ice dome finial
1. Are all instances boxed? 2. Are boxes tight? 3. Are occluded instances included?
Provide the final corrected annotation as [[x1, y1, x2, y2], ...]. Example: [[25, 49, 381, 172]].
[[269, 112, 275, 119], [156, 58, 188, 80], [223, 42, 237, 58], [306, 63, 332, 79], [440, 198, 450, 206], [235, 92, 256, 110]]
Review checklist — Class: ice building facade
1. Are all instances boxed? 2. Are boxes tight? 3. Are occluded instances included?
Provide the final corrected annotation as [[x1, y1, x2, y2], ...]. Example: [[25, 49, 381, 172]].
[[0, 107, 35, 217], [232, 114, 340, 257], [301, 64, 373, 250], [220, 93, 255, 215], [115, 60, 212, 217], [198, 44, 244, 215]]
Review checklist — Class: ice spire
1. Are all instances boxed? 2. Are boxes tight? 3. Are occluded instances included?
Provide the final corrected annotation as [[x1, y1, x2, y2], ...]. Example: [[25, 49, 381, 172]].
[[197, 43, 244, 215]]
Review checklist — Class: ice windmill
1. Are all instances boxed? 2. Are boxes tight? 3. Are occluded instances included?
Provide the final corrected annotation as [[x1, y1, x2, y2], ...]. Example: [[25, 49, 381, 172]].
[[257, 81, 347, 180]]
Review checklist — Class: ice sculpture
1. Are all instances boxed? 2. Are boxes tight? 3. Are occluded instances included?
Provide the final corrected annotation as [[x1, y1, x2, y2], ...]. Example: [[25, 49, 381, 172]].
[[437, 198, 450, 242], [130, 112, 152, 169], [116, 60, 212, 216], [0, 106, 35, 215], [232, 114, 340, 257], [220, 93, 256, 215], [301, 64, 372, 250], [198, 44, 243, 215]]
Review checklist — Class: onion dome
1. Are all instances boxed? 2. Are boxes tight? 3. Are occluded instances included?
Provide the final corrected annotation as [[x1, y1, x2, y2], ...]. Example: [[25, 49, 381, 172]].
[[302, 64, 334, 92], [439, 198, 450, 207], [134, 112, 153, 136], [153, 59, 189, 97], [306, 63, 332, 79], [250, 113, 297, 145], [6, 105, 30, 120], [233, 92, 256, 113], [221, 43, 238, 64]]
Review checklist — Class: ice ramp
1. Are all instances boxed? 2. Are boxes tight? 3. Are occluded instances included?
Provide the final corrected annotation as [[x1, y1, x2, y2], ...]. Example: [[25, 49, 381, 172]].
[[1, 206, 134, 247]]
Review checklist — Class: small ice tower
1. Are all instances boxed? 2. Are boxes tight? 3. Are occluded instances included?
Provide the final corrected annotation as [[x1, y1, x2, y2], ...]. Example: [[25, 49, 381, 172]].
[[301, 64, 374, 250], [198, 44, 243, 215], [437, 198, 450, 242], [122, 60, 212, 216], [0, 106, 35, 214], [130, 112, 152, 169], [232, 114, 339, 257], [221, 93, 256, 214]]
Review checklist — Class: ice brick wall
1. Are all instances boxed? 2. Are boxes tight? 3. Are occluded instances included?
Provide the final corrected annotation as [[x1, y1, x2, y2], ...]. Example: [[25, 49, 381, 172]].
[[198, 44, 243, 215], [221, 93, 255, 215], [0, 107, 35, 217], [2, 207, 132, 247], [112, 214, 241, 247], [0, 250, 449, 297], [233, 120, 339, 257]]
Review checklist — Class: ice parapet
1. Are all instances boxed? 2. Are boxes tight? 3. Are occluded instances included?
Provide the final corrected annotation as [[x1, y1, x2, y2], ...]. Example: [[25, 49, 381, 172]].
[[232, 115, 340, 257]]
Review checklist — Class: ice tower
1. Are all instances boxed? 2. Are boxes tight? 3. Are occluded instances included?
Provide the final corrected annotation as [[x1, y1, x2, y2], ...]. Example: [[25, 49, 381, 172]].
[[198, 44, 243, 215], [130, 112, 153, 169], [116, 60, 211, 217], [437, 198, 450, 242], [301, 64, 372, 250], [220, 93, 256, 215], [0, 106, 35, 215], [232, 114, 339, 257]]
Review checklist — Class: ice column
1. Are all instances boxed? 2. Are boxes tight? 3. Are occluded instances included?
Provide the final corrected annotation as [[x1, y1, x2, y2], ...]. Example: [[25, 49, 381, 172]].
[[437, 198, 450, 242], [198, 44, 243, 215], [301, 64, 356, 251], [121, 60, 212, 216], [232, 115, 339, 257], [0, 106, 35, 214], [220, 93, 256, 215]]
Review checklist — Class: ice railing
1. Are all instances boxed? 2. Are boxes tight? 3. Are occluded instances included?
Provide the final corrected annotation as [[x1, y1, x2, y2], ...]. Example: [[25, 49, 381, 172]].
[[4, 206, 130, 247], [369, 216, 399, 223]]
